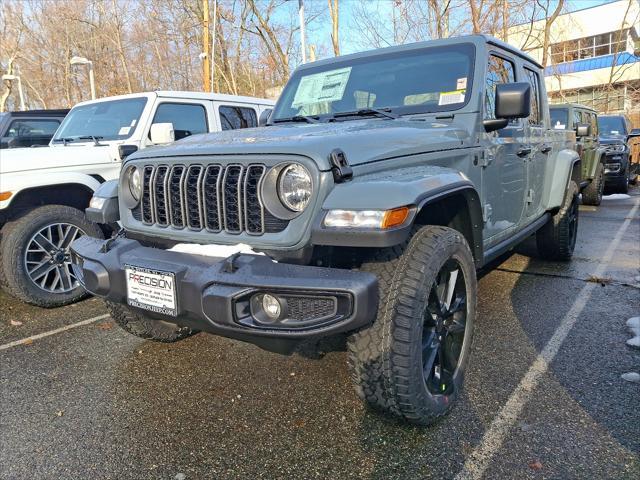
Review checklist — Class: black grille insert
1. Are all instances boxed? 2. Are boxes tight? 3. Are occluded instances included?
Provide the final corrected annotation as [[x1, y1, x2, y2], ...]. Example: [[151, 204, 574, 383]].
[[134, 163, 283, 235]]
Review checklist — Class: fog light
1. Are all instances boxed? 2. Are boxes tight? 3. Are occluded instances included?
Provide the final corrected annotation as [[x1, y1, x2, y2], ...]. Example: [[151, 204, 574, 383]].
[[262, 294, 282, 320]]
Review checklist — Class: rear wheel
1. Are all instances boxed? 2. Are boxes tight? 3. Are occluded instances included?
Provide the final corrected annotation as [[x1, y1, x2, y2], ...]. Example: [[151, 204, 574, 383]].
[[107, 302, 197, 343], [536, 181, 579, 261], [581, 163, 604, 206], [0, 205, 103, 307], [348, 226, 476, 425]]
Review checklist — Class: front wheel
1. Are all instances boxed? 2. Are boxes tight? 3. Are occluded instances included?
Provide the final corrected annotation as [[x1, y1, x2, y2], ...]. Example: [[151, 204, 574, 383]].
[[107, 302, 197, 343], [348, 226, 477, 425], [0, 205, 103, 307], [581, 163, 604, 206]]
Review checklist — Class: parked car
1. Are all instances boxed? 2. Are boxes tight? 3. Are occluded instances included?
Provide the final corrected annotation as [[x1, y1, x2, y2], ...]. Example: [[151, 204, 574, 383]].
[[0, 91, 274, 307], [0, 109, 68, 149], [550, 103, 605, 205], [73, 35, 580, 425], [597, 114, 640, 193]]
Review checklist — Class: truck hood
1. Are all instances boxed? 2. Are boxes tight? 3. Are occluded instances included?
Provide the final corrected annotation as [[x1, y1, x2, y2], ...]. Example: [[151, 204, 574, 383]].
[[598, 134, 626, 145], [131, 118, 472, 170], [0, 143, 120, 174]]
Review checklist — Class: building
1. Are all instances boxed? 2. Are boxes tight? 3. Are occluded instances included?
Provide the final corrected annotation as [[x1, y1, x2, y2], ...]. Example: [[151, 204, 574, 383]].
[[508, 0, 640, 125]]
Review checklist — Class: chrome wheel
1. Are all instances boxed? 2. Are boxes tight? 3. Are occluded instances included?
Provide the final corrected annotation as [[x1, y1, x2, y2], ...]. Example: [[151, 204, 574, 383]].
[[24, 223, 85, 293]]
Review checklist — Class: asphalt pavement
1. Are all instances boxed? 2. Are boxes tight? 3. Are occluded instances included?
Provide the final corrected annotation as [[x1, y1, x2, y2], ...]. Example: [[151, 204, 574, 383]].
[[1, 188, 639, 480]]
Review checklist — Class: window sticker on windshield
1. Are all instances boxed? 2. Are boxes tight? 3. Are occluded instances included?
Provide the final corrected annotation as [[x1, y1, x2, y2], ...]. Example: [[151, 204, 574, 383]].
[[118, 126, 131, 135], [130, 119, 137, 127], [292, 67, 352, 107], [554, 123, 566, 130], [456, 77, 467, 90], [438, 90, 466, 106]]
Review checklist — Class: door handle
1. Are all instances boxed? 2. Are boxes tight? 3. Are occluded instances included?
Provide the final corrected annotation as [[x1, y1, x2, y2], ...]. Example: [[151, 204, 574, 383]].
[[517, 146, 532, 157], [540, 144, 552, 154]]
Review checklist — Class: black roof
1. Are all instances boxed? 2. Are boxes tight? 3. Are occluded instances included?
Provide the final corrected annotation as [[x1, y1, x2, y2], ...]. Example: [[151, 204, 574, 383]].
[[5, 109, 69, 116]]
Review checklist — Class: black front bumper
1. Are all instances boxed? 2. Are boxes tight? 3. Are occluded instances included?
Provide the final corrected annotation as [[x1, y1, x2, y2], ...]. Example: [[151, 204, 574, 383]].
[[603, 152, 628, 182], [70, 236, 378, 354]]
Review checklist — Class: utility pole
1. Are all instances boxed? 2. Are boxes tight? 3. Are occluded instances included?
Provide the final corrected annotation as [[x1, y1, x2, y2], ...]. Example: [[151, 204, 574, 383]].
[[203, 0, 211, 92], [211, 0, 217, 92], [299, 0, 307, 63]]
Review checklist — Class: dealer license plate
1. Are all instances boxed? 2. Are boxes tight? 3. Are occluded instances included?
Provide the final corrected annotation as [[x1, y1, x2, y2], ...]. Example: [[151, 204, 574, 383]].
[[125, 265, 177, 316]]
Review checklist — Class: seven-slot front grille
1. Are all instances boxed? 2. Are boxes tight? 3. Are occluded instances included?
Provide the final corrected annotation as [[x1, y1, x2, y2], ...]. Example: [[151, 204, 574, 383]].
[[136, 163, 282, 235]]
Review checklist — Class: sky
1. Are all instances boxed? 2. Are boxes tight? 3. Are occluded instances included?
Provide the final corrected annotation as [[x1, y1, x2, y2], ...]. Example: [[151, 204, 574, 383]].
[[294, 0, 620, 58]]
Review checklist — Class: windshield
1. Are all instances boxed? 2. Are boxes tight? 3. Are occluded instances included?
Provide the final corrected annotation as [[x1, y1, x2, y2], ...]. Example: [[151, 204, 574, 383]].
[[53, 97, 147, 142], [550, 108, 568, 129], [272, 43, 475, 121], [598, 116, 626, 136]]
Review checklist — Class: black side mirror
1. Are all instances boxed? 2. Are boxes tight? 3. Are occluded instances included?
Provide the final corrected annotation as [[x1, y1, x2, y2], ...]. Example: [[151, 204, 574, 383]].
[[495, 82, 531, 119], [575, 123, 591, 137], [629, 128, 640, 138], [259, 108, 273, 127], [483, 82, 531, 132]]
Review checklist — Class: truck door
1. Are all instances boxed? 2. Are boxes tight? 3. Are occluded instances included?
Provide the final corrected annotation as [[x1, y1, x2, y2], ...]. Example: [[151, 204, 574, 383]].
[[481, 53, 527, 243], [522, 67, 547, 220]]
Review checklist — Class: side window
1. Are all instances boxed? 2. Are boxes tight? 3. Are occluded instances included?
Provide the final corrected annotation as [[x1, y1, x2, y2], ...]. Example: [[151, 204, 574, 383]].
[[219, 106, 257, 131], [524, 68, 542, 126], [484, 54, 516, 120], [573, 110, 582, 127], [6, 119, 60, 137], [151, 103, 207, 141], [591, 114, 598, 136]]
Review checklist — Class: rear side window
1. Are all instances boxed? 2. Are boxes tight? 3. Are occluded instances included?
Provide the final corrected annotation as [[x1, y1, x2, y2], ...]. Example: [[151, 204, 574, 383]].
[[484, 54, 515, 120], [219, 106, 257, 130], [152, 103, 207, 141], [590, 114, 598, 135], [524, 68, 542, 125], [6, 119, 60, 137]]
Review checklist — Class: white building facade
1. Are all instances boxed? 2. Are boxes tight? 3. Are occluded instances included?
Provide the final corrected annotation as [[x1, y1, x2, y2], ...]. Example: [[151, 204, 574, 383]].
[[509, 0, 640, 125]]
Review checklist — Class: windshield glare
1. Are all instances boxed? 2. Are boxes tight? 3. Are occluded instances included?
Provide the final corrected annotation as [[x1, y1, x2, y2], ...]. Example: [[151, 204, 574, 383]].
[[598, 116, 625, 136], [272, 43, 475, 121], [550, 108, 568, 129], [54, 97, 147, 141]]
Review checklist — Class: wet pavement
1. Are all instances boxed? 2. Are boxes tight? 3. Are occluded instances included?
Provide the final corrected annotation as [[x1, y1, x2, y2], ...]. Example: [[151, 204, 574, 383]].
[[1, 188, 639, 479]]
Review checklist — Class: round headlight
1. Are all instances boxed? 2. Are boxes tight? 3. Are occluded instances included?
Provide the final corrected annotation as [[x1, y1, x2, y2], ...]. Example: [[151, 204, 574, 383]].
[[278, 164, 312, 212], [128, 167, 142, 201]]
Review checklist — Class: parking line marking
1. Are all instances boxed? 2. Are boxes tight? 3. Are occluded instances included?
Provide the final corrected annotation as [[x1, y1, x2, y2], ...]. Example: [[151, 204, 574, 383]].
[[455, 199, 640, 480], [0, 313, 110, 352]]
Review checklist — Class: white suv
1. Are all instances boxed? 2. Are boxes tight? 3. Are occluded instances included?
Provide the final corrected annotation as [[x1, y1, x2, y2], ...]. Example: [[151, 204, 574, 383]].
[[0, 91, 274, 307]]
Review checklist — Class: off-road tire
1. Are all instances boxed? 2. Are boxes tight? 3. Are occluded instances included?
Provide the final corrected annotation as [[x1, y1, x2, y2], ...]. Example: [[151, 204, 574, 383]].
[[347, 225, 477, 425], [581, 163, 604, 206], [0, 205, 103, 307], [618, 168, 630, 193], [106, 301, 197, 343], [536, 180, 579, 261]]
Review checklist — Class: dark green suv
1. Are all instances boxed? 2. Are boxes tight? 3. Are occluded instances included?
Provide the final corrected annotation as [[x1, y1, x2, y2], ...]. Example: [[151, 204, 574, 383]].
[[550, 103, 605, 205]]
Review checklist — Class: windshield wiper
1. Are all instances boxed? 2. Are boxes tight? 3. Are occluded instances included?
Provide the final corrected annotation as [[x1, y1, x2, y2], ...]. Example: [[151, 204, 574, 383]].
[[52, 135, 105, 146], [331, 108, 399, 120], [272, 115, 319, 124], [77, 135, 105, 146]]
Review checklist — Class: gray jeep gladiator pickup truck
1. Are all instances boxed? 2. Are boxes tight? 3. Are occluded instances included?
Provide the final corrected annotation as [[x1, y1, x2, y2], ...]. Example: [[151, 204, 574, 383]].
[[71, 35, 580, 425]]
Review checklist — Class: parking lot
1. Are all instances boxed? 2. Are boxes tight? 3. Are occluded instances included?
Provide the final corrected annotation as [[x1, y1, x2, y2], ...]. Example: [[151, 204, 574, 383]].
[[1, 188, 639, 480]]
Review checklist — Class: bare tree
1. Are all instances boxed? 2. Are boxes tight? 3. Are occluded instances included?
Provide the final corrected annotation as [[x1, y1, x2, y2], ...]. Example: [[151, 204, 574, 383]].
[[327, 0, 340, 56]]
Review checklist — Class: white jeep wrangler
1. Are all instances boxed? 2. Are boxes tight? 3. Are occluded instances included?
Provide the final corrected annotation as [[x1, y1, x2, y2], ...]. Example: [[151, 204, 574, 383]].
[[0, 91, 274, 307]]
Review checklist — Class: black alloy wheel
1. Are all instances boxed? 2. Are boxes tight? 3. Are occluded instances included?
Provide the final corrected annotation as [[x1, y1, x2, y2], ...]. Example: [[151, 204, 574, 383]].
[[422, 259, 467, 396]]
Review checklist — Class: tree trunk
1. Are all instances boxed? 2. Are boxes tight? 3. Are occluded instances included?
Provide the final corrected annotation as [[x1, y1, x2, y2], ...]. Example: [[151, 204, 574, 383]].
[[328, 0, 340, 56]]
